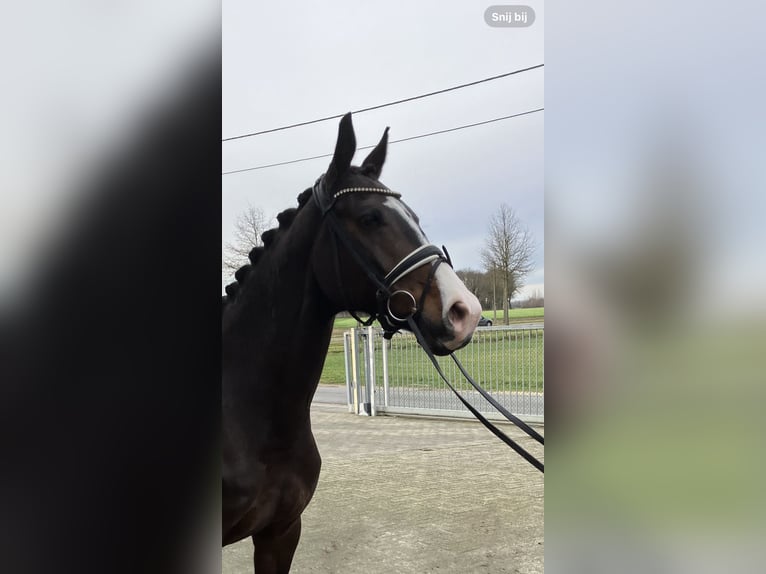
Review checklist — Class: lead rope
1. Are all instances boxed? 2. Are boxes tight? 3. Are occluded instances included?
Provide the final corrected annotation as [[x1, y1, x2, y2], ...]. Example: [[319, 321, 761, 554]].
[[405, 316, 544, 473], [450, 354, 544, 445], [313, 180, 543, 472]]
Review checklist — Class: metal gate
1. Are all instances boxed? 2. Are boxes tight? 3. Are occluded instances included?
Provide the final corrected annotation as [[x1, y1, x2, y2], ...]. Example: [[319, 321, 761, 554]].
[[344, 324, 543, 423]]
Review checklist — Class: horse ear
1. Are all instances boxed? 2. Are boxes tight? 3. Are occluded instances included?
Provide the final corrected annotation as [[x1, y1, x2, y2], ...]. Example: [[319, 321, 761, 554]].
[[360, 127, 389, 179], [325, 112, 356, 188]]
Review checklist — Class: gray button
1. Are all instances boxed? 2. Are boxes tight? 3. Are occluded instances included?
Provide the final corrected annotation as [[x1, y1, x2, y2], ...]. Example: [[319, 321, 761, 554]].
[[484, 5, 536, 27]]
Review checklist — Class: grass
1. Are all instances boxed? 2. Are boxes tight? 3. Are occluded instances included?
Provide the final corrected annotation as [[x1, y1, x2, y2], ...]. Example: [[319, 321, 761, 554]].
[[333, 316, 367, 330], [384, 330, 544, 392], [320, 344, 349, 386], [333, 307, 543, 330], [320, 321, 544, 392], [486, 307, 544, 321]]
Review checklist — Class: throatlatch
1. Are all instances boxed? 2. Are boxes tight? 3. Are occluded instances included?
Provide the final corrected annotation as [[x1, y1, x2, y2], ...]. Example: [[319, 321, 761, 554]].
[[312, 176, 544, 473]]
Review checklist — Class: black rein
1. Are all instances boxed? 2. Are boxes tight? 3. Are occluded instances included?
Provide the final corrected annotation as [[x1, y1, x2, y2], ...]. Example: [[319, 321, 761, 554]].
[[312, 177, 544, 473]]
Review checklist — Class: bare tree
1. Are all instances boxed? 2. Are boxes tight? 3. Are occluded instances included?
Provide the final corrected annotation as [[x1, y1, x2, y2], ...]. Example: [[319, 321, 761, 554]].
[[481, 204, 535, 324], [223, 204, 267, 274], [518, 289, 544, 308], [455, 268, 482, 298], [456, 268, 495, 311]]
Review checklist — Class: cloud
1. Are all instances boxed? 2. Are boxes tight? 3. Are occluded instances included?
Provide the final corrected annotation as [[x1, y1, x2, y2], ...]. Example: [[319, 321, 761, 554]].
[[222, 0, 544, 284]]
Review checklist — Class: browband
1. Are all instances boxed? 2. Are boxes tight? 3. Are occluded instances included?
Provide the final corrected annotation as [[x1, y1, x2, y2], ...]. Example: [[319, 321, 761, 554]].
[[312, 177, 401, 216]]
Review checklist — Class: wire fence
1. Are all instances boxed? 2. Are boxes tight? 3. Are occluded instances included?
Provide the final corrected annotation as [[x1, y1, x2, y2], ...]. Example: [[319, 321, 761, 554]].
[[344, 324, 543, 423]]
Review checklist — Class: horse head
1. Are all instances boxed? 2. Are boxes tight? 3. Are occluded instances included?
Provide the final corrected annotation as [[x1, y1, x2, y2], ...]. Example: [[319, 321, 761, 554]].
[[311, 113, 481, 355]]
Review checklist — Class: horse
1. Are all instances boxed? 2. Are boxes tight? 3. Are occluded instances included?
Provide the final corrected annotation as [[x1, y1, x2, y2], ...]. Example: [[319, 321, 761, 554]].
[[222, 112, 482, 573]]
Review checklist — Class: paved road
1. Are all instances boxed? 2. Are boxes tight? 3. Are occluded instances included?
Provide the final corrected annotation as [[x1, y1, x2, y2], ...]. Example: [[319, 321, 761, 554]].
[[313, 384, 544, 417], [223, 403, 544, 574], [313, 384, 347, 405]]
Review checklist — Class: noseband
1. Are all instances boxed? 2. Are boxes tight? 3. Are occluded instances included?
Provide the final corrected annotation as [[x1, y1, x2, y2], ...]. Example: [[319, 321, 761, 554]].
[[312, 176, 452, 338], [313, 176, 545, 473]]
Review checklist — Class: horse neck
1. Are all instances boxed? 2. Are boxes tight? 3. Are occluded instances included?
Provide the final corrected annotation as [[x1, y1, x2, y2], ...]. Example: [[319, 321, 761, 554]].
[[223, 203, 336, 412]]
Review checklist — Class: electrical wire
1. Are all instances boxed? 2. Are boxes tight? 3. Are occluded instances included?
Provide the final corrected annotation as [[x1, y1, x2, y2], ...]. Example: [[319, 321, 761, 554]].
[[222, 107, 543, 176], [222, 64, 543, 142]]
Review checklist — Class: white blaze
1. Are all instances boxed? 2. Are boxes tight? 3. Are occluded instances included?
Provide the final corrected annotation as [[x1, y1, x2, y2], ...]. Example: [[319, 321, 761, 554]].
[[383, 197, 481, 348], [434, 265, 482, 349], [382, 197, 428, 242]]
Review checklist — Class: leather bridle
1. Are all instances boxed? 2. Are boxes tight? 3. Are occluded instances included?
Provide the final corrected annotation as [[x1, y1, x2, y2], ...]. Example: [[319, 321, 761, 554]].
[[312, 176, 544, 473], [312, 176, 451, 339]]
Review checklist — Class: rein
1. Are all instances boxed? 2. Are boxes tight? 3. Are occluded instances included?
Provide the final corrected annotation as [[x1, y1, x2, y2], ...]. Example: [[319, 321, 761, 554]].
[[405, 316, 544, 473], [313, 177, 544, 474]]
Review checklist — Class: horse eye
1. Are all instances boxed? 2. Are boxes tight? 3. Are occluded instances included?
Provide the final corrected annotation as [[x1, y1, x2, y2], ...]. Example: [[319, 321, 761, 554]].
[[358, 211, 383, 228]]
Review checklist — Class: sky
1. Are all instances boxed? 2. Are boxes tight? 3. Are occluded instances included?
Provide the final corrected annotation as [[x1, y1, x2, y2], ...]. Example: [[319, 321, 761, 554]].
[[0, 2, 215, 302], [222, 1, 544, 301]]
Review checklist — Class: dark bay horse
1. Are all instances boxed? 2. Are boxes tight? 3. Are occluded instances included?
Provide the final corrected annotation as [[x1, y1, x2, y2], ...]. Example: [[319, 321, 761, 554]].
[[222, 113, 482, 572]]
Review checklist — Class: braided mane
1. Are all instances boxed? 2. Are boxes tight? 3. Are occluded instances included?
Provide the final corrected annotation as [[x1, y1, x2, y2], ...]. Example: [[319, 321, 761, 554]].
[[222, 188, 313, 307]]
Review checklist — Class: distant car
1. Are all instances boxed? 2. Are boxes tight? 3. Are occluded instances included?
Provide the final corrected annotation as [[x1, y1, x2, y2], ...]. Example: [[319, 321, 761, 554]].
[[478, 316, 493, 327]]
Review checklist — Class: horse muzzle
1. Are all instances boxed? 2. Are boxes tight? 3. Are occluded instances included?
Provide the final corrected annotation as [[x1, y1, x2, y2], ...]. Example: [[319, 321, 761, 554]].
[[433, 264, 482, 352]]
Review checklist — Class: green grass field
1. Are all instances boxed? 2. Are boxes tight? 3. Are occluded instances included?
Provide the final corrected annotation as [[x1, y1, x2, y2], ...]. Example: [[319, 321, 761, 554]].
[[333, 307, 543, 330], [321, 309, 544, 391], [485, 307, 544, 321]]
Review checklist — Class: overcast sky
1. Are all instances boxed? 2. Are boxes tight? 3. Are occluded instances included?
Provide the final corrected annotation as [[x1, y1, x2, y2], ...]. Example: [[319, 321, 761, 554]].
[[223, 1, 544, 299], [0, 2, 214, 302]]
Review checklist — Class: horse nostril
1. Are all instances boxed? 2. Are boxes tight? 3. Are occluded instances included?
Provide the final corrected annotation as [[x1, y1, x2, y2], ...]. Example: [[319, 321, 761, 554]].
[[448, 301, 469, 325]]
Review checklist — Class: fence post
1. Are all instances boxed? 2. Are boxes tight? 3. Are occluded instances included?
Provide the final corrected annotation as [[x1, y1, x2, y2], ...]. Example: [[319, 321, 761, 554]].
[[367, 326, 377, 416], [343, 330, 354, 413], [381, 331, 389, 407], [349, 328, 359, 414], [359, 329, 371, 416], [358, 328, 368, 415]]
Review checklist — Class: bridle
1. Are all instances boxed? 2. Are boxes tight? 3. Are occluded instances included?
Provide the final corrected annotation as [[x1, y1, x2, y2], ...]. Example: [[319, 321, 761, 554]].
[[312, 176, 452, 339], [312, 176, 544, 473]]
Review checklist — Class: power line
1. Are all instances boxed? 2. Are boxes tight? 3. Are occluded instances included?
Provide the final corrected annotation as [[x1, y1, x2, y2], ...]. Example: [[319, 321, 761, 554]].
[[222, 107, 544, 176], [222, 64, 544, 142]]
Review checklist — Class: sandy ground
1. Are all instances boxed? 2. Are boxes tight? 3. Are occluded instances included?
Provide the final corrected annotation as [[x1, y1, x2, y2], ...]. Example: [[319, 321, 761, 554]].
[[223, 403, 544, 574]]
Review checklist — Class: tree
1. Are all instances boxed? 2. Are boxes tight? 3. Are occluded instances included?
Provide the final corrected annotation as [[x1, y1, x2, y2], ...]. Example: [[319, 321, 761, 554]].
[[518, 289, 544, 309], [223, 204, 267, 274], [455, 268, 495, 311], [455, 269, 482, 300], [481, 204, 535, 324]]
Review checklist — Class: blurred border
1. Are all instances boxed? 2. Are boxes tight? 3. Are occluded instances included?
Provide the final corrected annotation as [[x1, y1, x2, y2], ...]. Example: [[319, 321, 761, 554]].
[[1, 4, 221, 574], [546, 1, 766, 572]]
